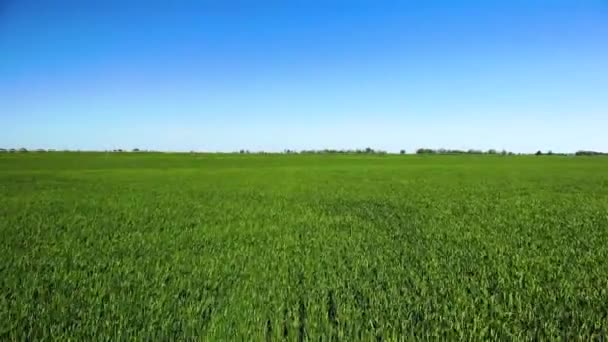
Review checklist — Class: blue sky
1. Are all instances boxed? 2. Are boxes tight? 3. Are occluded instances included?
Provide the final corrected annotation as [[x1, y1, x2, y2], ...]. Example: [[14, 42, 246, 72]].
[[1, 1, 607, 152]]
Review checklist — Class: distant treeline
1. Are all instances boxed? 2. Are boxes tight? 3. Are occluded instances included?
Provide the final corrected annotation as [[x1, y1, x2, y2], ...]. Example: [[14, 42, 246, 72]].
[[415, 148, 514, 155], [0, 148, 51, 153], [231, 148, 390, 154], [289, 148, 388, 155], [574, 150, 608, 156], [414, 148, 605, 156], [0, 148, 153, 153], [1, 147, 606, 156]]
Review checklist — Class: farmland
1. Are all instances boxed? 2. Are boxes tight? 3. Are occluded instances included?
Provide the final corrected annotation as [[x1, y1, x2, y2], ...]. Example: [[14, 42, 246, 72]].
[[1, 152, 607, 339]]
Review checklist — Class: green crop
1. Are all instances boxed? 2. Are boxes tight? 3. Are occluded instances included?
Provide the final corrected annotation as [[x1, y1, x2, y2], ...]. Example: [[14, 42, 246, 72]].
[[1, 152, 607, 339]]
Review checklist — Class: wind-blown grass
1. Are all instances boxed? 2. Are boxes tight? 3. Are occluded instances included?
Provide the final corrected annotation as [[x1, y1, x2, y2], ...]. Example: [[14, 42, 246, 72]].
[[1, 153, 607, 339]]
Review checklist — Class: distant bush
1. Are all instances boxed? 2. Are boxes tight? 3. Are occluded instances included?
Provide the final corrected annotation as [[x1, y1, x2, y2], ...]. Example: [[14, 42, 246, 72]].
[[0, 148, 6, 152], [535, 150, 543, 156], [133, 148, 140, 152], [18, 148, 28, 153], [400, 149, 406, 154]]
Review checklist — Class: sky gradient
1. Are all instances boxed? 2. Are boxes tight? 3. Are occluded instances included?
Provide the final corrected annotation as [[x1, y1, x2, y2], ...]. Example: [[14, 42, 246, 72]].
[[1, 1, 607, 152]]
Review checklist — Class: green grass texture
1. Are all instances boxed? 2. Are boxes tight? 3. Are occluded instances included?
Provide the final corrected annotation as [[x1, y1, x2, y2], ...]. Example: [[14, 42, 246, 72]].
[[1, 152, 607, 339]]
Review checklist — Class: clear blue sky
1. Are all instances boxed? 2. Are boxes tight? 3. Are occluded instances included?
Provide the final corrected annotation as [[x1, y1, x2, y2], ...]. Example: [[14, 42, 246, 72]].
[[1, 1, 607, 152]]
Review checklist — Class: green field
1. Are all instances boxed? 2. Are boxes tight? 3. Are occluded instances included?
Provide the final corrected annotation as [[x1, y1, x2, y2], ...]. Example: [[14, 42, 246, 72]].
[[1, 152, 607, 339]]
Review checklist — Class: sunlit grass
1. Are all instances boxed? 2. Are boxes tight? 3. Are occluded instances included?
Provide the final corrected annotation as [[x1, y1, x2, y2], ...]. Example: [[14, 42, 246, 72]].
[[1, 153, 607, 339]]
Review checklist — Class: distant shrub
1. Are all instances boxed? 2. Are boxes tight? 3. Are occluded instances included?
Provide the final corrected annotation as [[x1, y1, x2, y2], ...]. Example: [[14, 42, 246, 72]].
[[400, 149, 406, 154], [133, 148, 140, 152], [535, 150, 543, 156]]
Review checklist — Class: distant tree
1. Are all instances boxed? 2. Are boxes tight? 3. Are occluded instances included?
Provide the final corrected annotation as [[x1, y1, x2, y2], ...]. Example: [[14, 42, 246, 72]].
[[239, 149, 245, 154], [365, 147, 374, 154], [535, 150, 543, 156], [9, 148, 16, 153], [18, 148, 28, 153], [487, 149, 497, 154], [36, 149, 46, 152], [400, 149, 406, 155], [0, 148, 6, 152], [133, 148, 140, 152], [500, 150, 507, 155]]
